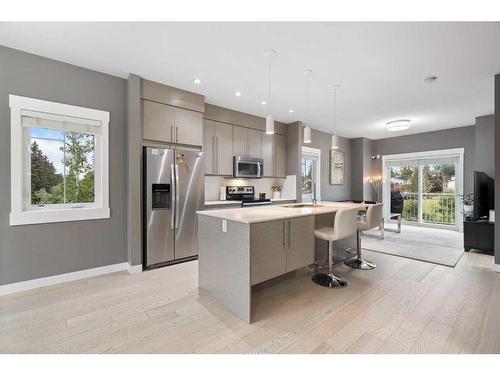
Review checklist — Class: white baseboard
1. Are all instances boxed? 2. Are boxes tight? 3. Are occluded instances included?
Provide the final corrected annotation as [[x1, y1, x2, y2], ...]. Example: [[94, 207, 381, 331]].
[[494, 263, 500, 273], [127, 264, 143, 273], [0, 262, 143, 296]]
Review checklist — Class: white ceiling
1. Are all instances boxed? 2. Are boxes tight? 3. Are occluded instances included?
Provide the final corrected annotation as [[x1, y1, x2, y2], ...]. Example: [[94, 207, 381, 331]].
[[1, 22, 499, 139]]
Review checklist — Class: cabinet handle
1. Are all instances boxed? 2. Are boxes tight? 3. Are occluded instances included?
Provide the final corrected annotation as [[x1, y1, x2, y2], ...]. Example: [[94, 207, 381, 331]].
[[282, 221, 286, 248], [212, 136, 216, 174], [274, 145, 276, 177], [176, 127, 179, 143], [288, 220, 291, 248], [216, 137, 219, 175], [171, 125, 173, 142]]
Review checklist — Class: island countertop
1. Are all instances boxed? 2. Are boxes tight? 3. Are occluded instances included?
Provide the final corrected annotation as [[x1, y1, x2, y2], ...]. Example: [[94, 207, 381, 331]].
[[197, 201, 366, 224]]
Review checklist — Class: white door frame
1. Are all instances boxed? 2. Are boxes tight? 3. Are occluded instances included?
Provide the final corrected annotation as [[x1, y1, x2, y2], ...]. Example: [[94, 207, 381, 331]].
[[301, 146, 321, 202], [381, 148, 464, 232]]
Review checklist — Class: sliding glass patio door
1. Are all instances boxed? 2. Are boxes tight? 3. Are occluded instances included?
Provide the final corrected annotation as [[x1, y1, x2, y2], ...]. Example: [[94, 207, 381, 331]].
[[382, 149, 464, 231]]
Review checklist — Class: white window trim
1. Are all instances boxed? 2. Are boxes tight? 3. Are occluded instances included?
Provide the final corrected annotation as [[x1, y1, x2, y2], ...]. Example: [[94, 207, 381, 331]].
[[9, 95, 110, 226], [301, 146, 322, 202]]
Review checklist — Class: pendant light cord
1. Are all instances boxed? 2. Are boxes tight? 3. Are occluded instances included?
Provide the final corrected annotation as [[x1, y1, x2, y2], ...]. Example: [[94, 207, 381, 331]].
[[268, 53, 272, 114], [305, 73, 309, 123], [334, 86, 337, 134]]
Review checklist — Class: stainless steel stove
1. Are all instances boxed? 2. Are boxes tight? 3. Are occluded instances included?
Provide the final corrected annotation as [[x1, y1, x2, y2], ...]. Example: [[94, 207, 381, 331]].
[[226, 186, 271, 207]]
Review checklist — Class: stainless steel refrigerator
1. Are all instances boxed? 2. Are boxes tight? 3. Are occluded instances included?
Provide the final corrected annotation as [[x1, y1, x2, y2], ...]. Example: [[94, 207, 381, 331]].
[[143, 146, 204, 269]]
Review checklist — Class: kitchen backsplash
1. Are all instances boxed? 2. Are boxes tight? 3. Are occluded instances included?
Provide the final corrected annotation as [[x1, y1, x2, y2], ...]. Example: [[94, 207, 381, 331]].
[[205, 175, 297, 201]]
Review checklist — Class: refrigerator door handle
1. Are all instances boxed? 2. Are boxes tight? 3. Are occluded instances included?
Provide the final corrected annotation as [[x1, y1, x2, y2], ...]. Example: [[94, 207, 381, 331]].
[[175, 163, 180, 229], [170, 164, 175, 229]]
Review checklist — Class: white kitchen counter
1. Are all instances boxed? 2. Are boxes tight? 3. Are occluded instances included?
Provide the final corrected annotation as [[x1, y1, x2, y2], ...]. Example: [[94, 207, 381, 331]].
[[198, 201, 365, 223]]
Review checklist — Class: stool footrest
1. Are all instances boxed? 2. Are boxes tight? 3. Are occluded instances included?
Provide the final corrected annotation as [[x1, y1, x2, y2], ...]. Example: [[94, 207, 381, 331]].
[[312, 272, 349, 288]]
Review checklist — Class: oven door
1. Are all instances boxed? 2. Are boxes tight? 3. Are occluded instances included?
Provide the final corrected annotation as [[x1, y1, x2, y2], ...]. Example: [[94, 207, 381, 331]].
[[233, 156, 263, 178]]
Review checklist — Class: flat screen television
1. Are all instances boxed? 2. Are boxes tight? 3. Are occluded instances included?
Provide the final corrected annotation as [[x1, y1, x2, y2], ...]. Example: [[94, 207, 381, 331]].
[[473, 171, 494, 219]]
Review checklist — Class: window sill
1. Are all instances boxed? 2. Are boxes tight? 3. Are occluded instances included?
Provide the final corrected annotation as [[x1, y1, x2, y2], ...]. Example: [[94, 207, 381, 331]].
[[9, 207, 110, 226]]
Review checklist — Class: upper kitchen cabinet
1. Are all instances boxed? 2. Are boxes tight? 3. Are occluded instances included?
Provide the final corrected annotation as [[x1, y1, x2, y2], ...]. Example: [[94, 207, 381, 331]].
[[247, 129, 262, 158], [233, 125, 262, 158], [203, 119, 233, 176], [274, 133, 286, 177], [142, 99, 175, 143], [262, 133, 286, 177], [141, 78, 204, 147], [174, 107, 203, 146]]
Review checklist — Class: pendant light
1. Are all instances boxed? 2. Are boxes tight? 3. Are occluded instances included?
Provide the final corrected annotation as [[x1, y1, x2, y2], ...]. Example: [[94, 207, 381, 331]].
[[264, 49, 276, 135], [303, 70, 312, 144], [331, 85, 340, 150]]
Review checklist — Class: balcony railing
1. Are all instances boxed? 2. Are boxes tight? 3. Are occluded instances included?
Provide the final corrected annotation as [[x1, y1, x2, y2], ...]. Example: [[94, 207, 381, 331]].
[[401, 192, 455, 226]]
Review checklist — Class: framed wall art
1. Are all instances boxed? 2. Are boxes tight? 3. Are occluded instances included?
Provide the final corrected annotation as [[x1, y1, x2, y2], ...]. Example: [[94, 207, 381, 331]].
[[330, 149, 344, 185]]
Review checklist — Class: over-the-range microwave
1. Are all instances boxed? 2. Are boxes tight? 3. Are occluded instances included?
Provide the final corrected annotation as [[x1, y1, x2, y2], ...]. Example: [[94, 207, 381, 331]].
[[233, 156, 264, 179]]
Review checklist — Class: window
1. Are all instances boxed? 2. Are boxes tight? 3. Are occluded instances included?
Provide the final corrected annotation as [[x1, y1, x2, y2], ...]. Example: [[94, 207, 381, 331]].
[[301, 146, 321, 202], [382, 148, 464, 231], [9, 95, 109, 225]]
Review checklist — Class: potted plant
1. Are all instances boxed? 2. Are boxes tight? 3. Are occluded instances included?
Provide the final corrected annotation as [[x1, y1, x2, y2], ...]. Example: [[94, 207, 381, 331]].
[[459, 193, 474, 219], [272, 185, 283, 200]]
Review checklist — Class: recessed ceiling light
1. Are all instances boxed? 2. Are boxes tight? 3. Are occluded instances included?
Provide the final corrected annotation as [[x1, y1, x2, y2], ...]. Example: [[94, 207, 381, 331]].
[[386, 119, 411, 132], [424, 76, 438, 83], [194, 78, 201, 85], [288, 109, 294, 113], [235, 91, 242, 97], [261, 100, 267, 105]]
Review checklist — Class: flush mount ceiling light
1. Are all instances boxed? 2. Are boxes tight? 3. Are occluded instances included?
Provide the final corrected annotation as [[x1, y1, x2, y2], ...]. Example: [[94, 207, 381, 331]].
[[235, 91, 242, 97], [331, 84, 340, 150], [264, 49, 276, 135], [303, 70, 312, 144], [261, 100, 267, 105], [288, 109, 294, 113], [194, 78, 201, 85], [424, 76, 438, 84], [386, 119, 411, 131]]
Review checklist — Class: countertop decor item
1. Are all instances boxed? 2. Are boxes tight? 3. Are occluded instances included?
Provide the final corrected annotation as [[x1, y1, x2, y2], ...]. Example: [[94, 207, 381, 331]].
[[219, 186, 226, 201], [272, 185, 282, 200]]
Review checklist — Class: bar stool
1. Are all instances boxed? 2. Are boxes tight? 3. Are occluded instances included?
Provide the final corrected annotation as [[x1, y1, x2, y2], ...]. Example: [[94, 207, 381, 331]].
[[344, 203, 383, 270], [312, 207, 359, 288]]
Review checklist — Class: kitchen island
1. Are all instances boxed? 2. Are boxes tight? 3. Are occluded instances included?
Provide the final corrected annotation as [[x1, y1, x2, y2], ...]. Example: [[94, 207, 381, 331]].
[[197, 201, 365, 323]]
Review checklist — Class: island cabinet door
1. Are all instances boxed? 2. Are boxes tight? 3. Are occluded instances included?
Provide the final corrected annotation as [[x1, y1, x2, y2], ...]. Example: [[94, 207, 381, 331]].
[[286, 216, 315, 272], [250, 220, 287, 285]]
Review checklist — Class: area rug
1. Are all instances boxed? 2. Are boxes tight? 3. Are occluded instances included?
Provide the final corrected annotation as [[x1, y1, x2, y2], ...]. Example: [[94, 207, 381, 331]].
[[362, 224, 464, 267]]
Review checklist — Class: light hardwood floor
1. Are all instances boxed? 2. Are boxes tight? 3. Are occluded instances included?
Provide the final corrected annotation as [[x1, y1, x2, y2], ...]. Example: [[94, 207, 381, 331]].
[[1, 250, 499, 354]]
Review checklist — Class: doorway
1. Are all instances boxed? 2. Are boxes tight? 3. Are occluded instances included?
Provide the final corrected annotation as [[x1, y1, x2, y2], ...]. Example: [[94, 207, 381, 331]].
[[301, 146, 321, 203]]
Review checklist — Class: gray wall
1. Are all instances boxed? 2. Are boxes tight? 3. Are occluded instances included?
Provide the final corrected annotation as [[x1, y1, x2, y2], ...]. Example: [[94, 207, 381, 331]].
[[495, 74, 499, 266], [127, 74, 142, 266], [475, 115, 495, 178], [371, 125, 476, 194], [350, 138, 364, 201], [286, 123, 352, 202], [350, 137, 374, 202], [285, 121, 302, 201], [0, 46, 127, 285], [363, 138, 374, 201], [308, 128, 352, 201]]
